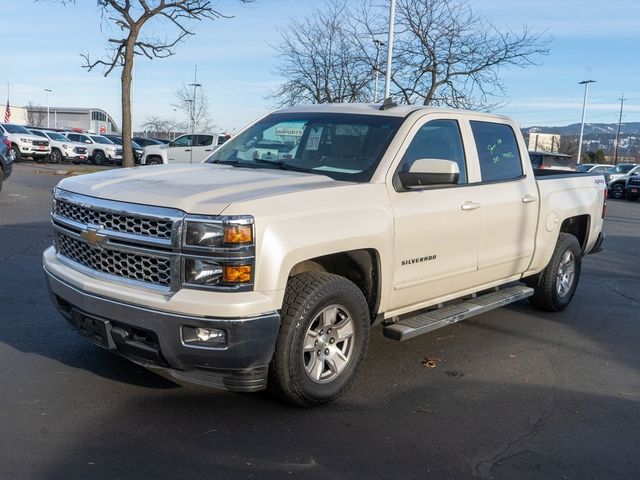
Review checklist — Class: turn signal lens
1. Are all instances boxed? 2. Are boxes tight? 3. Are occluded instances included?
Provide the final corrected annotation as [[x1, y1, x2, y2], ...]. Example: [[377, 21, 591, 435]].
[[223, 265, 252, 283], [224, 224, 253, 244]]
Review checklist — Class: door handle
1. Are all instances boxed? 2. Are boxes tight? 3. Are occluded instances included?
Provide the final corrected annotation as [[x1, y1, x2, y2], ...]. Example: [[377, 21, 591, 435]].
[[461, 201, 480, 211], [185, 149, 191, 152], [522, 194, 538, 203], [205, 149, 212, 152]]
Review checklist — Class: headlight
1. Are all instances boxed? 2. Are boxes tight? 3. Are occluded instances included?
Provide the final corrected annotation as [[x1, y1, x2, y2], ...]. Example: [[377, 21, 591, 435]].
[[184, 259, 252, 287], [20, 137, 32, 143], [182, 216, 255, 290], [62, 144, 71, 150], [184, 218, 253, 248]]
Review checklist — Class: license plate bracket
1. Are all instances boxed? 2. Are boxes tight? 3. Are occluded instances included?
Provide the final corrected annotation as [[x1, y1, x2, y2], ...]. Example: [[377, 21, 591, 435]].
[[71, 310, 116, 349]]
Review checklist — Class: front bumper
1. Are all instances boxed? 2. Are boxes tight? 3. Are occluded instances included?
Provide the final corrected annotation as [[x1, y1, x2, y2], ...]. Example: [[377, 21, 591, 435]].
[[46, 269, 281, 392], [19, 144, 51, 157]]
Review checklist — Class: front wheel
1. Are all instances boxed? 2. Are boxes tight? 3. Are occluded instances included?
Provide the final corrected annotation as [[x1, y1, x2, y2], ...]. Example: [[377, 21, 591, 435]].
[[526, 233, 582, 312], [93, 151, 105, 165], [269, 272, 370, 407], [49, 148, 62, 164], [610, 183, 625, 199], [11, 145, 21, 162]]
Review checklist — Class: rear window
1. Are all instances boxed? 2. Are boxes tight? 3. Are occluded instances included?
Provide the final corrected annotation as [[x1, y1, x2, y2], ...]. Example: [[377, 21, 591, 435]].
[[470, 121, 523, 182]]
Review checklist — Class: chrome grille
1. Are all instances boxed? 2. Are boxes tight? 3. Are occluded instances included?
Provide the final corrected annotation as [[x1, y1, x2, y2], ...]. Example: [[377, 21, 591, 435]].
[[54, 199, 173, 239], [56, 232, 171, 287], [115, 148, 123, 156], [628, 177, 640, 186], [74, 146, 87, 154]]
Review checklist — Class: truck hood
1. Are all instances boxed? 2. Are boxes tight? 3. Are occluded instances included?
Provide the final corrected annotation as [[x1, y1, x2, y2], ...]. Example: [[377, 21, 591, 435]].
[[56, 164, 342, 215]]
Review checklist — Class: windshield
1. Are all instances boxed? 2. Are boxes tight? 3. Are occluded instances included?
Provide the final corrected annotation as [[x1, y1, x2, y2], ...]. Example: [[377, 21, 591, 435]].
[[3, 124, 32, 134], [47, 132, 68, 142], [576, 164, 594, 172], [206, 113, 402, 182], [608, 164, 635, 174], [90, 135, 115, 145]]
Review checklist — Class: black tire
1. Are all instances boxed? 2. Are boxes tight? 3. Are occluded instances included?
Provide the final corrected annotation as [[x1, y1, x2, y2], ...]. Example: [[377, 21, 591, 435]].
[[610, 183, 625, 199], [269, 272, 370, 407], [526, 233, 582, 312], [11, 145, 21, 162], [0, 170, 3, 192], [49, 148, 62, 164], [146, 157, 162, 165], [93, 150, 105, 165]]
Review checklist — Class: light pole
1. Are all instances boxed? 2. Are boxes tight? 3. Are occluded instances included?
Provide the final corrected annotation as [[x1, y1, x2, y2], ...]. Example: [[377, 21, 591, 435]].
[[172, 107, 177, 140], [44, 88, 52, 128], [373, 39, 384, 102], [185, 99, 194, 133], [188, 65, 201, 134], [576, 80, 595, 164], [613, 94, 625, 165], [383, 0, 397, 100]]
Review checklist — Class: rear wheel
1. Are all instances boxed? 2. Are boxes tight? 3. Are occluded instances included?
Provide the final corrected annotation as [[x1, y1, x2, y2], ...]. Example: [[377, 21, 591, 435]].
[[526, 233, 582, 312], [610, 183, 625, 199], [49, 148, 62, 164], [269, 272, 370, 407]]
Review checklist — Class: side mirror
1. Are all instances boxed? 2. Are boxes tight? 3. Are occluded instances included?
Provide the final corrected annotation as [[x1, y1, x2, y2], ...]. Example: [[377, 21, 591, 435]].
[[85, 139, 91, 144], [399, 159, 460, 189]]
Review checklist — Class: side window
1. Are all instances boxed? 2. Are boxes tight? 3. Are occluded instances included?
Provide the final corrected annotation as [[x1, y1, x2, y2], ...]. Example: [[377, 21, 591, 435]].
[[399, 119, 467, 184], [471, 121, 523, 182], [195, 135, 213, 146], [173, 135, 192, 147], [31, 131, 46, 138], [67, 134, 78, 142]]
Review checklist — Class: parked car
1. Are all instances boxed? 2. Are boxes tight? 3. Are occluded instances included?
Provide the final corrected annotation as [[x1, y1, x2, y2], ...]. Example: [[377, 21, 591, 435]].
[[528, 151, 576, 171], [605, 164, 640, 199], [576, 163, 611, 174], [64, 132, 123, 165], [0, 133, 13, 191], [29, 129, 88, 164], [132, 137, 165, 148], [103, 134, 144, 164], [0, 123, 51, 162], [45, 103, 606, 406], [625, 174, 640, 201], [141, 133, 218, 165]]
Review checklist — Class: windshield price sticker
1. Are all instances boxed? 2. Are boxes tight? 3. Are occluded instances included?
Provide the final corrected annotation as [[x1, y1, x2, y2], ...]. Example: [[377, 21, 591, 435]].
[[276, 127, 303, 137], [306, 127, 323, 151]]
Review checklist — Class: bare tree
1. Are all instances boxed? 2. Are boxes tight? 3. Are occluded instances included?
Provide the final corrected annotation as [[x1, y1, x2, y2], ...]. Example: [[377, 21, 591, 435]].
[[558, 135, 579, 159], [273, 0, 551, 109], [26, 102, 48, 127], [141, 115, 176, 137], [51, 1, 248, 167], [271, 1, 373, 106], [174, 84, 215, 132]]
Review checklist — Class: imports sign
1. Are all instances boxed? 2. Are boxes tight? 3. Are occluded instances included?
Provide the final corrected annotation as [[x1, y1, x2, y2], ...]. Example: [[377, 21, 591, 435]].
[[276, 127, 303, 137]]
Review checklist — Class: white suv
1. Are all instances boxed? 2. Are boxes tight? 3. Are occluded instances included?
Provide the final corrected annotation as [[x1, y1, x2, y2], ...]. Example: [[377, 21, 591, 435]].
[[141, 134, 225, 165], [64, 132, 123, 165], [30, 129, 89, 164], [0, 123, 51, 162]]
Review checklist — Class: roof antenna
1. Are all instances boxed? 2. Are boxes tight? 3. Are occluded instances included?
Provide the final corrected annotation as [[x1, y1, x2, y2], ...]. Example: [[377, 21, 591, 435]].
[[379, 97, 397, 111]]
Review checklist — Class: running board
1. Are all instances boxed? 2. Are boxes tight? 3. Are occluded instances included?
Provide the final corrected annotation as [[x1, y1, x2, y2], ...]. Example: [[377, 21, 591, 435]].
[[383, 285, 533, 341]]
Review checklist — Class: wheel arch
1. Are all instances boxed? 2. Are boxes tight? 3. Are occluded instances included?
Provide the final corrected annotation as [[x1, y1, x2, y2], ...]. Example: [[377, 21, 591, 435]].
[[288, 248, 381, 322], [559, 214, 590, 253]]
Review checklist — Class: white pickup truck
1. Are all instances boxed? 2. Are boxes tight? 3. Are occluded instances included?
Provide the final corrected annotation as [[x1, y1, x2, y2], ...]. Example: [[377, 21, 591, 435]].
[[43, 103, 606, 406]]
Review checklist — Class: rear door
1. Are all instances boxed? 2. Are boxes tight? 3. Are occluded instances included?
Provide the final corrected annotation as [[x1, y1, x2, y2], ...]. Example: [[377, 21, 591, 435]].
[[388, 115, 481, 311], [469, 120, 538, 284], [191, 135, 215, 162]]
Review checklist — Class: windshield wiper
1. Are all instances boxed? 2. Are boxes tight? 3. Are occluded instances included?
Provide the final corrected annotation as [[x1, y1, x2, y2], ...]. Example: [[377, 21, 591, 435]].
[[213, 158, 290, 170]]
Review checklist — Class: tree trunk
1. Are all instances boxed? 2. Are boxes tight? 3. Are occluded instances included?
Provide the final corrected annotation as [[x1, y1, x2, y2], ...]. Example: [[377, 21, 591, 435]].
[[120, 35, 136, 168]]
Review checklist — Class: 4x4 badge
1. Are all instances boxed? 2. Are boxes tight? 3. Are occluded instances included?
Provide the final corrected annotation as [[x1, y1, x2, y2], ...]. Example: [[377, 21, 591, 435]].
[[80, 225, 107, 247]]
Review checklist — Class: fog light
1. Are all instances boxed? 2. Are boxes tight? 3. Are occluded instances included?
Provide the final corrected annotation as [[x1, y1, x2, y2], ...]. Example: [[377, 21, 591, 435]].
[[182, 326, 227, 347]]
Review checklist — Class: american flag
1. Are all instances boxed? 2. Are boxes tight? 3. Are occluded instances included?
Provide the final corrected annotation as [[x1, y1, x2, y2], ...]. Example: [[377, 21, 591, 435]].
[[3, 100, 10, 123]]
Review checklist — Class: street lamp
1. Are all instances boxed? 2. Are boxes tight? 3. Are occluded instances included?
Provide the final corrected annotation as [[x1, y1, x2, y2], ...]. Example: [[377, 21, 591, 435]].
[[185, 99, 194, 134], [44, 88, 52, 128], [373, 39, 385, 102], [383, 0, 397, 100], [576, 80, 596, 164]]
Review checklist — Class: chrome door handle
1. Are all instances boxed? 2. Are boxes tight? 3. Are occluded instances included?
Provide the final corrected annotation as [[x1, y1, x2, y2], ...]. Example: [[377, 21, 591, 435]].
[[461, 201, 480, 211], [522, 195, 538, 203]]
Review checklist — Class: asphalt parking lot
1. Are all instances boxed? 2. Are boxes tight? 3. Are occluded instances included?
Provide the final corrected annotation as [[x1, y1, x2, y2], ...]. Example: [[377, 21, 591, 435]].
[[1, 162, 639, 480]]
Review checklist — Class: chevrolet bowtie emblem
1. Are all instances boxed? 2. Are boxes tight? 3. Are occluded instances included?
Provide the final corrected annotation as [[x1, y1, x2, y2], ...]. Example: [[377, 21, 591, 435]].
[[80, 225, 107, 247]]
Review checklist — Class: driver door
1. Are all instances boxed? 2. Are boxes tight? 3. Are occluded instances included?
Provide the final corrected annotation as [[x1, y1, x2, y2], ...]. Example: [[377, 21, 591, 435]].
[[387, 116, 481, 313], [167, 135, 193, 163]]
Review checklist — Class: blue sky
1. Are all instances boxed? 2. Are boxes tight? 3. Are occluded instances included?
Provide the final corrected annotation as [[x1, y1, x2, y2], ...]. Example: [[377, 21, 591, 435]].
[[3, 0, 640, 131]]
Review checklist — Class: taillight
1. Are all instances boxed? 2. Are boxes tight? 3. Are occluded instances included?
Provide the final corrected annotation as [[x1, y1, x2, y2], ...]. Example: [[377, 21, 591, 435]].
[[2, 139, 9, 148]]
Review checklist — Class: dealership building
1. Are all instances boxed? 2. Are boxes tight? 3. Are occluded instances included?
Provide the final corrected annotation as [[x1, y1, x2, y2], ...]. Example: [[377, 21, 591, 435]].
[[8, 105, 119, 134]]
